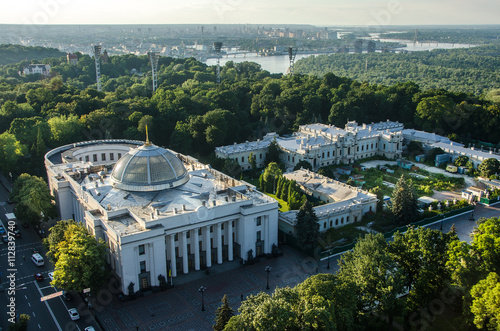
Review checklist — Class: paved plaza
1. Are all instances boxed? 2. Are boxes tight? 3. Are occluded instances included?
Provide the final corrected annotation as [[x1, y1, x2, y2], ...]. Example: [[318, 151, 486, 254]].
[[94, 245, 332, 331], [91, 202, 499, 331]]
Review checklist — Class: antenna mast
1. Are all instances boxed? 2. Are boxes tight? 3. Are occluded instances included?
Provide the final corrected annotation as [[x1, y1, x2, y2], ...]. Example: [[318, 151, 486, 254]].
[[288, 47, 297, 76], [92, 44, 102, 91], [213, 42, 223, 84], [148, 51, 160, 92]]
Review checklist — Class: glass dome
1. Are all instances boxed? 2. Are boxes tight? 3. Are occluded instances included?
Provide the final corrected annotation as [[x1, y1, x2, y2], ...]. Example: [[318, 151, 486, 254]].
[[110, 143, 189, 192]]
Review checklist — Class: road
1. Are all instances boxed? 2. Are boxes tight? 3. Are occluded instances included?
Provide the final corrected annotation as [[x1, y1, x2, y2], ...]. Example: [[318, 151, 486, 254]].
[[0, 176, 99, 331]]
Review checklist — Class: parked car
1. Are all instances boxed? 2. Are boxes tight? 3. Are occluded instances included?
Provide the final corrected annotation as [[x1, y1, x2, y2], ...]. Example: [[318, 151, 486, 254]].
[[68, 308, 79, 320], [13, 230, 21, 238], [84, 327, 96, 331], [0, 226, 5, 234], [48, 272, 54, 281], [2, 234, 7, 243], [34, 273, 44, 281]]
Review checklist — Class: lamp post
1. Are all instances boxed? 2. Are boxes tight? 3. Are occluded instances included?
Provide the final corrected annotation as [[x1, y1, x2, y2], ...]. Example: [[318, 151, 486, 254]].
[[198, 286, 206, 311], [265, 266, 271, 290], [327, 252, 330, 270]]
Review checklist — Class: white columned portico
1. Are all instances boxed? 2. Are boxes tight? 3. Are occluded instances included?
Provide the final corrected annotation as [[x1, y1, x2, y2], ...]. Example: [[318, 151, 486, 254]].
[[216, 223, 223, 264], [169, 234, 177, 277], [227, 221, 233, 261], [193, 229, 200, 271], [205, 225, 212, 268], [181, 231, 188, 274]]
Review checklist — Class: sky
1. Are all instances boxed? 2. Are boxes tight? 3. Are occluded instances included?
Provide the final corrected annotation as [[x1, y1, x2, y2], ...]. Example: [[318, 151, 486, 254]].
[[2, 0, 499, 26]]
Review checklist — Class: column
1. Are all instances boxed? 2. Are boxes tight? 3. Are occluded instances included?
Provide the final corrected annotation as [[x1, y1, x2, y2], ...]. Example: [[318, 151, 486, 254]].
[[169, 234, 177, 277], [193, 229, 200, 271], [227, 221, 233, 261], [216, 223, 223, 264], [205, 225, 212, 268], [181, 231, 188, 274]]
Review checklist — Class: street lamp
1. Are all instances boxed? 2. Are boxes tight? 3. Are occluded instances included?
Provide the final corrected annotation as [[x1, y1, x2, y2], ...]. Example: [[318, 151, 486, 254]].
[[327, 251, 330, 270], [198, 286, 206, 311], [265, 266, 272, 290]]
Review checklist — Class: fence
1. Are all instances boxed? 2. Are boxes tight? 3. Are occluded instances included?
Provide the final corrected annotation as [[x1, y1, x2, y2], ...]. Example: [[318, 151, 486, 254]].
[[319, 205, 475, 259]]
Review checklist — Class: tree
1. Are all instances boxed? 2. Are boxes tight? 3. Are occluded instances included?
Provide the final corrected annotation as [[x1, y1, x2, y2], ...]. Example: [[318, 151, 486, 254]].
[[265, 140, 281, 166], [369, 186, 384, 212], [248, 152, 257, 173], [51, 222, 108, 293], [0, 132, 26, 173], [10, 174, 57, 226], [391, 175, 418, 225], [293, 160, 312, 171], [259, 162, 282, 193], [389, 227, 456, 314], [454, 155, 469, 167], [43, 219, 77, 263], [295, 200, 319, 252], [338, 233, 405, 327], [8, 313, 30, 331], [470, 272, 500, 331], [213, 294, 234, 331], [478, 158, 500, 178], [47, 115, 84, 146]]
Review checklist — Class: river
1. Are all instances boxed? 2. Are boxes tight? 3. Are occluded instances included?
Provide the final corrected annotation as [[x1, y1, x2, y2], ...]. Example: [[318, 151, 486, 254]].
[[204, 39, 476, 74]]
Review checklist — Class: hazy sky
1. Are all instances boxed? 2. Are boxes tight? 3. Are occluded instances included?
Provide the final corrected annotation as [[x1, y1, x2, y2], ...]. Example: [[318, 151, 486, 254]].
[[3, 0, 499, 26]]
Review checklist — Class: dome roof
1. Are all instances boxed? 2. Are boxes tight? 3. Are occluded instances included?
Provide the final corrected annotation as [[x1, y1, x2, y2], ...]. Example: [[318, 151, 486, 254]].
[[110, 143, 189, 192]]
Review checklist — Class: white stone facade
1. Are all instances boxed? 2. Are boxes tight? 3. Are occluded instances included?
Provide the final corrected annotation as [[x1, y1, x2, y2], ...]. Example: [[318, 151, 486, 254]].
[[216, 121, 404, 171], [279, 169, 378, 234], [45, 140, 278, 294], [23, 64, 51, 76]]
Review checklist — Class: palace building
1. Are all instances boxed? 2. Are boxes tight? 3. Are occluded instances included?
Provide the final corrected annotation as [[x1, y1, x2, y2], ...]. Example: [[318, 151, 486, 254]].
[[216, 120, 404, 171], [45, 139, 278, 294]]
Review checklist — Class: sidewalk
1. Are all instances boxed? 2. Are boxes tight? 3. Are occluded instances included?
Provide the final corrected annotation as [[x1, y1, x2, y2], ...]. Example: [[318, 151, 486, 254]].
[[0, 174, 12, 193], [94, 245, 332, 330]]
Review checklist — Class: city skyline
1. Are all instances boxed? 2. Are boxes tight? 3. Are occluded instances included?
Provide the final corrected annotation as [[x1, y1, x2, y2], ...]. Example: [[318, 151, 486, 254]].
[[3, 0, 500, 26]]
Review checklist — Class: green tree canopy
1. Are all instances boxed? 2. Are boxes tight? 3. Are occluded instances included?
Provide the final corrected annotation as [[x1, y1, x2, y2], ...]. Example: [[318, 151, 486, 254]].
[[454, 155, 469, 167], [51, 222, 108, 293], [10, 174, 57, 225], [0, 132, 27, 173], [213, 294, 234, 331], [478, 158, 500, 178], [470, 272, 500, 331], [295, 200, 319, 252], [391, 175, 418, 225]]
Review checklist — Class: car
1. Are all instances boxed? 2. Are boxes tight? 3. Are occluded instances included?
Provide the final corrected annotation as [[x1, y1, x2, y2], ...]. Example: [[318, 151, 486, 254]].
[[2, 234, 7, 243], [48, 272, 54, 281], [84, 327, 96, 331], [68, 308, 79, 321], [34, 273, 44, 281], [0, 226, 5, 234], [7, 198, 14, 204], [13, 230, 21, 238]]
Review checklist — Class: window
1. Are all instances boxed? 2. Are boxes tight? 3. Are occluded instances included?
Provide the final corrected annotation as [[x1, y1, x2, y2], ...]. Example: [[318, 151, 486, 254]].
[[361, 145, 364, 151], [330, 220, 332, 227], [339, 150, 342, 156], [335, 219, 339, 226], [322, 152, 324, 158], [186, 231, 190, 238], [397, 143, 400, 150], [332, 151, 335, 156], [138, 244, 145, 255], [110, 153, 114, 161], [292, 157, 295, 163], [323, 222, 326, 229], [174, 234, 178, 241], [256, 231, 261, 241], [256, 216, 262, 226], [85, 155, 89, 162], [93, 154, 97, 162], [327, 151, 330, 157], [241, 157, 244, 162], [118, 153, 122, 159], [199, 228, 202, 235], [347, 216, 349, 223], [348, 147, 351, 155], [260, 153, 262, 159], [375, 143, 378, 148], [210, 226, 213, 233], [369, 206, 372, 212], [140, 261, 146, 273], [371, 143, 373, 149], [383, 144, 386, 150], [79, 157, 82, 161], [221, 223, 224, 230], [288, 155, 290, 161], [341, 217, 344, 224], [357, 146, 359, 152]]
